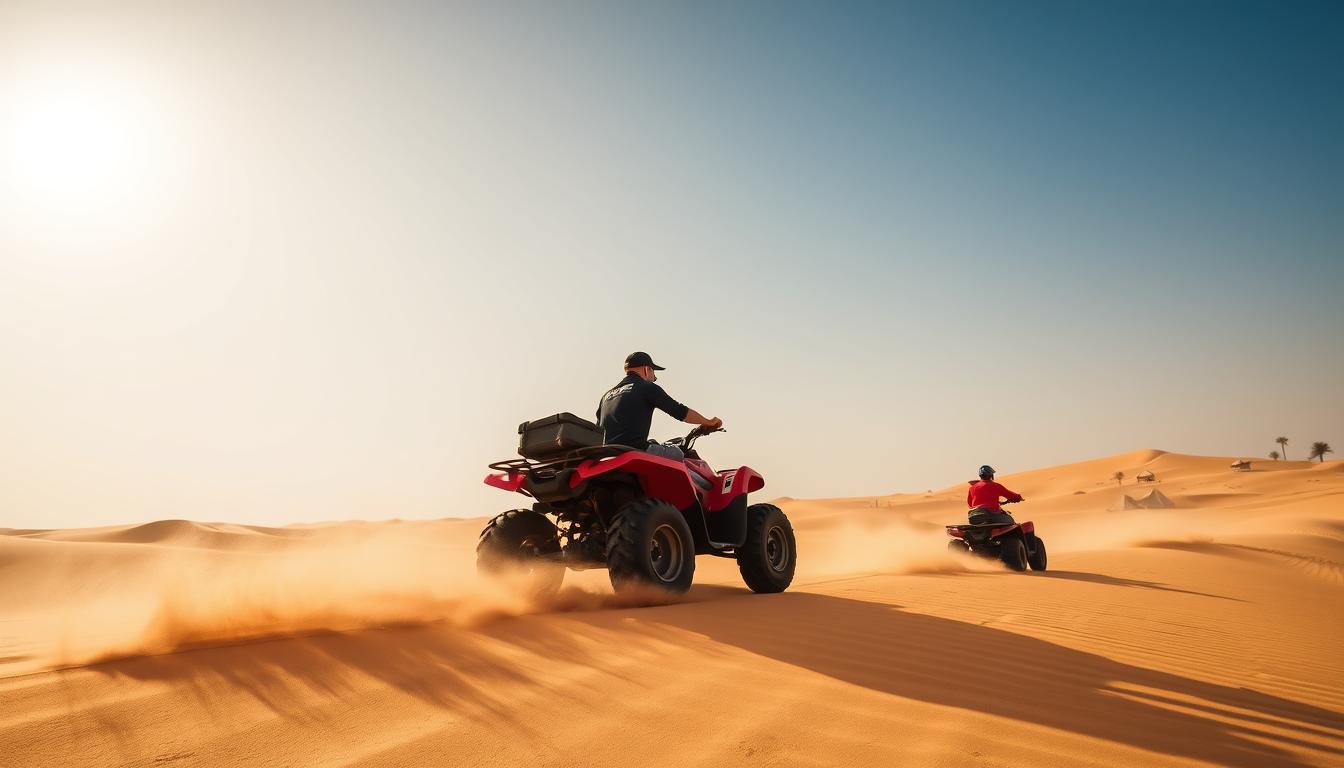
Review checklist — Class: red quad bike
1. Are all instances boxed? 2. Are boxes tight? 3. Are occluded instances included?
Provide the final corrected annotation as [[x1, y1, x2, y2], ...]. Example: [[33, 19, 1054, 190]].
[[477, 413, 796, 597], [945, 500, 1048, 572]]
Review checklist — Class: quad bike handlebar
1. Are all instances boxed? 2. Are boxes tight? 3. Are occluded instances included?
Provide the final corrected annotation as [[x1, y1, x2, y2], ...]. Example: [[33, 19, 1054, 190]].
[[685, 424, 724, 449], [666, 425, 725, 451]]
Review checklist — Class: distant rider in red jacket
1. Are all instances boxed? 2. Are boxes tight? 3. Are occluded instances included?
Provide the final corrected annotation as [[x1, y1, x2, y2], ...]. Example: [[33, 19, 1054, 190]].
[[967, 465, 1024, 524]]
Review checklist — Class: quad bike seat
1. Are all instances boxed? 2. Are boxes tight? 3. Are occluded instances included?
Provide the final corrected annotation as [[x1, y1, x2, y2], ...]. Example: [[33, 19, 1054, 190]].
[[968, 510, 1016, 526]]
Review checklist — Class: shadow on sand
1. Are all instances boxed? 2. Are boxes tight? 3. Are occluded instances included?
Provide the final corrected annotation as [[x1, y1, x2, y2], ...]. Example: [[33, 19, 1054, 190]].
[[81, 584, 734, 733], [644, 590, 1342, 768], [1038, 570, 1247, 600], [85, 585, 1341, 767]]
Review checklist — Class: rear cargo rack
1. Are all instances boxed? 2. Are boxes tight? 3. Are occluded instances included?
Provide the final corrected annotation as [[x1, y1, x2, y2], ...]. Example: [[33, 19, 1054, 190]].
[[488, 457, 533, 473], [945, 522, 1012, 529], [488, 445, 631, 474]]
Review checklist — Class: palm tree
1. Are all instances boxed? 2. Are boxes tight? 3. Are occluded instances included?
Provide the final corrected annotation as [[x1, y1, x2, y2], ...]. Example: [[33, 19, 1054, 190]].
[[1113, 471, 1125, 486], [1309, 442, 1333, 463], [1269, 450, 1280, 461], [1276, 436, 1289, 460]]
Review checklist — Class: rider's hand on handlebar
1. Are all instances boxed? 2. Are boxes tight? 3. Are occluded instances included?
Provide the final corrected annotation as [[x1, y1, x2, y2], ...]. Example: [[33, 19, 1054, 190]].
[[706, 417, 723, 430]]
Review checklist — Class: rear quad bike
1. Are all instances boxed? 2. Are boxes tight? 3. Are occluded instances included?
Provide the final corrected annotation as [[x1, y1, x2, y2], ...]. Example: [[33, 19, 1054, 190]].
[[944, 500, 1047, 572], [476, 413, 796, 597]]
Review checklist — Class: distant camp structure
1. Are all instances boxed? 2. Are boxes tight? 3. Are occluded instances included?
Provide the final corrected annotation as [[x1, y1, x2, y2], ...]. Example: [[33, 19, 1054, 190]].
[[1120, 488, 1175, 510], [1231, 459, 1252, 472], [1136, 470, 1156, 483]]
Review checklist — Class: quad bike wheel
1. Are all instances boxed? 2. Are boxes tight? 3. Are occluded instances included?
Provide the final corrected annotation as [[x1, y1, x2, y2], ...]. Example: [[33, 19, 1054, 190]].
[[1000, 536, 1028, 572], [1027, 535, 1048, 571], [947, 539, 969, 555], [607, 497, 696, 594], [737, 503, 796, 593], [477, 509, 564, 599]]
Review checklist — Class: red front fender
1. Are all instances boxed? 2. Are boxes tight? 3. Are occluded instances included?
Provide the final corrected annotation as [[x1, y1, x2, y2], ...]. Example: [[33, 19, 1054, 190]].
[[703, 466, 764, 511]]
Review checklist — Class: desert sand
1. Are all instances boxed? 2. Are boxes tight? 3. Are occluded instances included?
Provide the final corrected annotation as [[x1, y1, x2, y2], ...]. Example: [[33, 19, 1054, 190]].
[[2, 450, 1342, 767]]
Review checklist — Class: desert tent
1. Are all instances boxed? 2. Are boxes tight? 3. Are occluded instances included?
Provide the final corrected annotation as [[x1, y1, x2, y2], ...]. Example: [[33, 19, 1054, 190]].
[[1137, 489, 1174, 508], [1120, 490, 1174, 510], [1136, 470, 1156, 483]]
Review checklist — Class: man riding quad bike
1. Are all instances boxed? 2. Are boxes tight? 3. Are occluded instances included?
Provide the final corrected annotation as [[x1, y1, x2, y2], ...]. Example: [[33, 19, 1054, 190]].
[[945, 465, 1047, 571], [595, 351, 722, 459], [477, 353, 796, 597]]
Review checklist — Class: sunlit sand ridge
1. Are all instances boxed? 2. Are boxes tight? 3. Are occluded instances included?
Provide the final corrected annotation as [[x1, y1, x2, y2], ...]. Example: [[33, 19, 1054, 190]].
[[2, 450, 1341, 767]]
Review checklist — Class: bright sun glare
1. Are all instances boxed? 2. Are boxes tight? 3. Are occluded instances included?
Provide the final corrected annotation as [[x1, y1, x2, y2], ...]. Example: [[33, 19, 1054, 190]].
[[5, 68, 177, 232]]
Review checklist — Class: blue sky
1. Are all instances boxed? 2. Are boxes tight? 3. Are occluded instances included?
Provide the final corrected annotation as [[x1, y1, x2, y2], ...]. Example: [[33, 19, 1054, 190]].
[[2, 0, 1341, 526]]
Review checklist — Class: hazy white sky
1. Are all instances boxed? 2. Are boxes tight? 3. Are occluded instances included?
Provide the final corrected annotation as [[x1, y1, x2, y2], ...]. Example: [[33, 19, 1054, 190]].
[[3, 1, 1341, 528]]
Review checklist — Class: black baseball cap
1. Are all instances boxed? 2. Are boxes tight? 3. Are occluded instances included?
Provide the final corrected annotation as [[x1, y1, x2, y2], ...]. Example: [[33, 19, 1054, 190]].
[[625, 351, 665, 370]]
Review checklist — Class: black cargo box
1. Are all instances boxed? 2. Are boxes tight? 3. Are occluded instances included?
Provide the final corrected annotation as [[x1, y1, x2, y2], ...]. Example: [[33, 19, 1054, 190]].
[[517, 412, 604, 461]]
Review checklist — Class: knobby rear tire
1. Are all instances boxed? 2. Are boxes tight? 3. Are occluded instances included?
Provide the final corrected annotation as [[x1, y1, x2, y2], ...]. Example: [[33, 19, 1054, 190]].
[[1026, 535, 1048, 571], [1000, 535, 1028, 572], [606, 497, 696, 594], [476, 509, 564, 599]]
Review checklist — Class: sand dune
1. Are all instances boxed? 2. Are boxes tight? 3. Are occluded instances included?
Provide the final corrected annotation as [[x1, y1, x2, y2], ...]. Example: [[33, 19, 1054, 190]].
[[2, 451, 1342, 767]]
